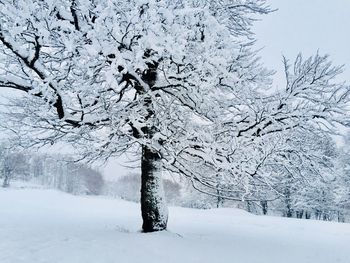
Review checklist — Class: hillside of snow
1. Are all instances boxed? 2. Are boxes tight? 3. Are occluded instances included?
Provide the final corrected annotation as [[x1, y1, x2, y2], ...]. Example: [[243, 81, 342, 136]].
[[1, 186, 349, 263]]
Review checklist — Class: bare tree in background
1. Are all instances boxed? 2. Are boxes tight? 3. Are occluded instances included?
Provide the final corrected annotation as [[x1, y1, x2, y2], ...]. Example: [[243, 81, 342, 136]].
[[0, 148, 27, 187]]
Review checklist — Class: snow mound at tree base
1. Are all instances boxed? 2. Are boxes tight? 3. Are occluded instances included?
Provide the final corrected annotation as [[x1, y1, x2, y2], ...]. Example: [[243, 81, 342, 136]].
[[0, 188, 349, 263]]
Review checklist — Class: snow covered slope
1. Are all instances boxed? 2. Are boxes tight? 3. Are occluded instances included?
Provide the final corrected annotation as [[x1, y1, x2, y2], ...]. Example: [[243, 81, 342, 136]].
[[1, 187, 349, 263]]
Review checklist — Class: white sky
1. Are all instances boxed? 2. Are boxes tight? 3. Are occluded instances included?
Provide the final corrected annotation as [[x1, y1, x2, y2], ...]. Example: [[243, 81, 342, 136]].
[[253, 0, 350, 87]]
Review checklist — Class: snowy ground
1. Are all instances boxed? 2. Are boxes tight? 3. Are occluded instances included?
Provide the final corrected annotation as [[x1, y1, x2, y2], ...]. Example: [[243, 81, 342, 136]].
[[1, 185, 350, 263]]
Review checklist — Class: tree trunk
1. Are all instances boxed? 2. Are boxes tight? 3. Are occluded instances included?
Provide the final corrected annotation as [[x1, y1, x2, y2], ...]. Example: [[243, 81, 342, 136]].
[[2, 174, 10, 188], [137, 53, 168, 232], [296, 210, 304, 219], [2, 167, 11, 188], [284, 187, 293, 218], [216, 189, 224, 208], [141, 145, 168, 232], [305, 211, 311, 219], [261, 200, 268, 215]]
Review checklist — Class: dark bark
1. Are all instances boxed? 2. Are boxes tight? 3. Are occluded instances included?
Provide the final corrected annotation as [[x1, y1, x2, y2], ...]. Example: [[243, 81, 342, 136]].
[[305, 211, 311, 219], [284, 187, 293, 218], [139, 55, 168, 232], [260, 200, 268, 215], [315, 210, 321, 220], [216, 189, 224, 208], [285, 205, 293, 218], [246, 201, 253, 213], [2, 177, 10, 187], [296, 210, 304, 219], [2, 173, 10, 188], [337, 211, 345, 222], [1, 164, 11, 188], [141, 145, 168, 232]]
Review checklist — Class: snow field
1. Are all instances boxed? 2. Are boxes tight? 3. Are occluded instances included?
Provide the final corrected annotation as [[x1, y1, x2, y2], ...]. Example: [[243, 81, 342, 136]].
[[0, 187, 349, 263]]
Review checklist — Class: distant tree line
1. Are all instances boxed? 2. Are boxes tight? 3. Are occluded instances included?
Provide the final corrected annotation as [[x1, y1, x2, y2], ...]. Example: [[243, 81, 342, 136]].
[[105, 133, 350, 223], [0, 147, 104, 195]]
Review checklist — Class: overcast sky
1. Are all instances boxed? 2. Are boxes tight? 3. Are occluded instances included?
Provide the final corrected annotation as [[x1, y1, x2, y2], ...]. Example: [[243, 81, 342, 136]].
[[253, 0, 350, 86]]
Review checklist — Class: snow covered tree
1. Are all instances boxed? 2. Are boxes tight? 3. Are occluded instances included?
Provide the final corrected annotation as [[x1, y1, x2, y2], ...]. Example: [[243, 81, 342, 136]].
[[0, 148, 105, 193], [0, 0, 349, 231], [266, 131, 338, 219], [0, 147, 27, 187], [29, 153, 104, 195], [332, 134, 350, 221]]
